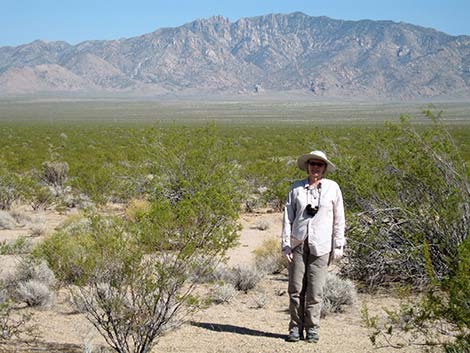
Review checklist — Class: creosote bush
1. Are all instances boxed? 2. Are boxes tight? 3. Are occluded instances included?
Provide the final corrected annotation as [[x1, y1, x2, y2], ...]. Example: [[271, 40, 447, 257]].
[[0, 163, 23, 210], [337, 112, 469, 288], [0, 283, 36, 342], [340, 112, 470, 351], [41, 161, 69, 188], [34, 125, 244, 353], [363, 236, 470, 351]]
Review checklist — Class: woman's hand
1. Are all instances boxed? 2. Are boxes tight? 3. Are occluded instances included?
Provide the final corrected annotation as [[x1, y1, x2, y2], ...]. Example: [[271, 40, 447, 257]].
[[332, 247, 344, 261], [283, 247, 293, 262]]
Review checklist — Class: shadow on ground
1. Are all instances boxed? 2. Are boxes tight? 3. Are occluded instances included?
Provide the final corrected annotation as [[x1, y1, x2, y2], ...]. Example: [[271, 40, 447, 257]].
[[191, 321, 286, 339], [0, 340, 83, 353]]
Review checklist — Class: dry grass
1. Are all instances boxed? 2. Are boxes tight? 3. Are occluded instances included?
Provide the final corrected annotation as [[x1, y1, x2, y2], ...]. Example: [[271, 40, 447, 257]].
[[124, 199, 151, 221], [252, 238, 287, 275]]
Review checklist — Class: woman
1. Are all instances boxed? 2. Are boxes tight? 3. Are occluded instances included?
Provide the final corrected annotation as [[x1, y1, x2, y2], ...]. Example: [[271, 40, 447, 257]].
[[281, 150, 346, 343]]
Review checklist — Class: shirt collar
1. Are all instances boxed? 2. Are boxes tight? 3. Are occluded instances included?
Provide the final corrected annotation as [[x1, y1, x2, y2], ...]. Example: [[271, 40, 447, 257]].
[[303, 178, 326, 189]]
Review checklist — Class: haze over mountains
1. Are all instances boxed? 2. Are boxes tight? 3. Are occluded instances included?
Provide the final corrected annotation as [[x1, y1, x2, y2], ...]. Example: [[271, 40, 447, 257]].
[[1, 12, 469, 99]]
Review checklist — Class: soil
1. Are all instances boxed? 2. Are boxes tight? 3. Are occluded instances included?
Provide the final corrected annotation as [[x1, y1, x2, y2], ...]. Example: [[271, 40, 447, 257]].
[[0, 208, 423, 353]]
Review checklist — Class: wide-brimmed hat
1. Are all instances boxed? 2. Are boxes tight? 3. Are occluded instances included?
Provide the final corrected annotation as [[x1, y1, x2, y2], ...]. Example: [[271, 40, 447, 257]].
[[297, 150, 336, 173]]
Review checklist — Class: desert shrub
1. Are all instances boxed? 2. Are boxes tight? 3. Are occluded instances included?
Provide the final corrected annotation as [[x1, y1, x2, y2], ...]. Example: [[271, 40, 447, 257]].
[[355, 113, 470, 351], [321, 273, 357, 317], [211, 283, 237, 304], [137, 125, 243, 254], [13, 257, 56, 286], [243, 191, 265, 213], [252, 219, 270, 231], [29, 184, 55, 210], [41, 161, 69, 188], [230, 265, 262, 292], [0, 164, 23, 210], [204, 264, 262, 292], [0, 160, 55, 211], [69, 165, 115, 205], [247, 158, 297, 212], [0, 284, 36, 342], [446, 239, 470, 330], [196, 263, 233, 284], [58, 214, 92, 235], [0, 237, 32, 255], [6, 257, 56, 308], [34, 125, 243, 353], [15, 280, 55, 308], [29, 214, 47, 237], [253, 238, 287, 275], [124, 199, 151, 222], [30, 222, 46, 237], [337, 112, 470, 288], [0, 211, 16, 230], [407, 237, 470, 352], [9, 209, 32, 227], [33, 215, 131, 285], [187, 255, 225, 284], [252, 291, 269, 309]]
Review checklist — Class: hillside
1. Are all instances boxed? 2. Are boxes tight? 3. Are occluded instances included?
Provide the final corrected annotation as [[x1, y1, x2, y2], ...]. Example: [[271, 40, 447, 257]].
[[1, 12, 470, 99]]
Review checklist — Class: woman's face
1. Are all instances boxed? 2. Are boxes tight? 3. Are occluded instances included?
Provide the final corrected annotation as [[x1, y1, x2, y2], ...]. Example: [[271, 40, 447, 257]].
[[307, 159, 326, 179]]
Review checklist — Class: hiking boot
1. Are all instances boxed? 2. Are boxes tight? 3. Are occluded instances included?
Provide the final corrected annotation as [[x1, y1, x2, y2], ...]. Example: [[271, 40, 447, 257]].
[[306, 327, 319, 343], [285, 327, 301, 342]]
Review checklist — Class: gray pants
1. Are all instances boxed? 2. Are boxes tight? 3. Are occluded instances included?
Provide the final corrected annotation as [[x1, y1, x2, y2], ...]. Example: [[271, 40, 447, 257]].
[[288, 239, 329, 331]]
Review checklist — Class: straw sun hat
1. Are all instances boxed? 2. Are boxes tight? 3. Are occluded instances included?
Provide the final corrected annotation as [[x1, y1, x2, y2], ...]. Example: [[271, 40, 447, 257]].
[[297, 150, 337, 173]]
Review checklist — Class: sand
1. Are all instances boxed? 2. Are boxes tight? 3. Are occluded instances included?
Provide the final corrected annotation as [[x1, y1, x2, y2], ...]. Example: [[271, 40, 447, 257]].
[[0, 209, 423, 353]]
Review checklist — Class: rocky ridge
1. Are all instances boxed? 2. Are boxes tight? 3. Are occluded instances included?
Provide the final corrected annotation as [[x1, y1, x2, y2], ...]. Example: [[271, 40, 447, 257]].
[[1, 12, 469, 99]]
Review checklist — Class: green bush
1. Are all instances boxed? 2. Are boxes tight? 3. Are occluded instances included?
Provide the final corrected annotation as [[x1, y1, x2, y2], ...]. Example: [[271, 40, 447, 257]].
[[34, 125, 244, 353], [136, 125, 243, 254], [363, 238, 470, 351], [0, 163, 24, 210], [41, 161, 69, 188], [0, 237, 32, 255], [356, 112, 470, 351], [33, 214, 138, 286], [337, 112, 470, 288]]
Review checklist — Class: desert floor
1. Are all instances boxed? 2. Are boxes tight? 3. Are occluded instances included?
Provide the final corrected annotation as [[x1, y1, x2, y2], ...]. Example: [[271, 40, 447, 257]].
[[0, 208, 423, 353]]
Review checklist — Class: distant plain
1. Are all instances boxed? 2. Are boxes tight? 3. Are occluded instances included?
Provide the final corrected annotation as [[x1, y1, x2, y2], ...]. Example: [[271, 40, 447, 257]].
[[1, 96, 470, 125]]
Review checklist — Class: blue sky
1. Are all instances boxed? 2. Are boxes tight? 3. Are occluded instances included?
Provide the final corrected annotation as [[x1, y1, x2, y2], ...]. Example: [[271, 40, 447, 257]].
[[1, 0, 469, 47]]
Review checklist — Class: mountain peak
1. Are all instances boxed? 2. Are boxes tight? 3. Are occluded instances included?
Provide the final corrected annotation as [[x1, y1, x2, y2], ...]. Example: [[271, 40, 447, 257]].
[[1, 13, 469, 99]]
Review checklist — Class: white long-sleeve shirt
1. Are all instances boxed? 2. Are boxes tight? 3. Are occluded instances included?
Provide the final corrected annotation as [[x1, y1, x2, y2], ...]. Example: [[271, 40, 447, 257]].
[[281, 178, 346, 256]]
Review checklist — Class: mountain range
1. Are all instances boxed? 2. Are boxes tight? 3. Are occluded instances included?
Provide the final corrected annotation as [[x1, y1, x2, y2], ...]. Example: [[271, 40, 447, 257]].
[[1, 12, 469, 99]]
